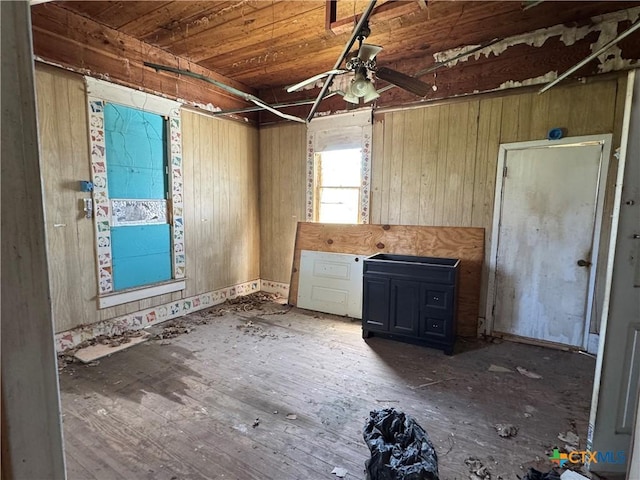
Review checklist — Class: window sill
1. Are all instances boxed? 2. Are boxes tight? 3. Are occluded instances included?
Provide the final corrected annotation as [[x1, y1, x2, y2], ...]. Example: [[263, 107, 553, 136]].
[[98, 280, 186, 309]]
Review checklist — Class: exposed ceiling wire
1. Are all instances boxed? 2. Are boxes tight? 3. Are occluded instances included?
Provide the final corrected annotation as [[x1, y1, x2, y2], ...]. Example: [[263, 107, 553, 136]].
[[144, 61, 306, 123], [210, 92, 341, 117]]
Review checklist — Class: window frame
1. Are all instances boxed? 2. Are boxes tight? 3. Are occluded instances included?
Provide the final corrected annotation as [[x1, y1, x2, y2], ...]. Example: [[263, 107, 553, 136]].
[[313, 149, 363, 224], [85, 77, 186, 308], [306, 110, 372, 224]]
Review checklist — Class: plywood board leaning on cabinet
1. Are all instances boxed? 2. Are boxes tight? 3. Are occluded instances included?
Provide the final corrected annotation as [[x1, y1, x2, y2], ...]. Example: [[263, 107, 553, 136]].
[[289, 223, 484, 337]]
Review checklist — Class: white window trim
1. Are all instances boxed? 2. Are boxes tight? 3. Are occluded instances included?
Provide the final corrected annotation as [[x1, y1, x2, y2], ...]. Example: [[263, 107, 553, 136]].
[[306, 109, 372, 223], [85, 77, 186, 308], [98, 280, 186, 309]]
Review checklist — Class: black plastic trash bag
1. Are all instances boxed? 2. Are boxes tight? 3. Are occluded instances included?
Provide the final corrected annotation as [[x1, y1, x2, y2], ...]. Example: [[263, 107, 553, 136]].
[[520, 467, 562, 480], [363, 408, 439, 480]]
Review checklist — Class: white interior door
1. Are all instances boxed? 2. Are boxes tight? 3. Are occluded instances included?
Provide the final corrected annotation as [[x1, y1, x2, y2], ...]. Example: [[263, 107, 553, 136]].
[[588, 70, 640, 475], [297, 250, 364, 318], [490, 136, 610, 347]]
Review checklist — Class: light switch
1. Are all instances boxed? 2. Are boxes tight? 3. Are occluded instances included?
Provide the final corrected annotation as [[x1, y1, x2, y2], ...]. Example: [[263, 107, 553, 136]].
[[83, 198, 93, 219]]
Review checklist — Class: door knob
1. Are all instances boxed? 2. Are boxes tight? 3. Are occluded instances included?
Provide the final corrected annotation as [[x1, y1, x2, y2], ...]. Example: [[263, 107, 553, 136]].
[[577, 259, 591, 267]]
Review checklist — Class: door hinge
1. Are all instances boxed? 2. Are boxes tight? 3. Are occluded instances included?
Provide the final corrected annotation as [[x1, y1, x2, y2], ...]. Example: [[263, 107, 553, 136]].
[[503, 166, 508, 178]]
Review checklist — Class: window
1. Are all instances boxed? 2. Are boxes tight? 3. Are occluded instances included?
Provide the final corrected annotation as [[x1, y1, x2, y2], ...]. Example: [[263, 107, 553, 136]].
[[306, 110, 372, 224], [314, 148, 362, 223], [86, 77, 185, 308]]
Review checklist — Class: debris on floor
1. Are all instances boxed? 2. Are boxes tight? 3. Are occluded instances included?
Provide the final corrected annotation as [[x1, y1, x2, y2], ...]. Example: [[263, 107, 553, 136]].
[[149, 292, 289, 342], [363, 408, 439, 480], [202, 291, 288, 317], [488, 364, 513, 373], [74, 331, 150, 363], [331, 466, 348, 478], [495, 423, 518, 438], [252, 418, 260, 428], [411, 378, 457, 389], [57, 330, 149, 369], [557, 431, 580, 449], [60, 293, 290, 366], [153, 319, 194, 340], [464, 457, 491, 479], [516, 366, 543, 379], [236, 320, 279, 339], [520, 467, 561, 480], [286, 413, 297, 420], [524, 405, 536, 418]]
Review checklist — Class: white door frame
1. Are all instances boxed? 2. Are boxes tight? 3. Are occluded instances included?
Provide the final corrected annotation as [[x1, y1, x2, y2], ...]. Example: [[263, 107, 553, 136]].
[[485, 134, 612, 349]]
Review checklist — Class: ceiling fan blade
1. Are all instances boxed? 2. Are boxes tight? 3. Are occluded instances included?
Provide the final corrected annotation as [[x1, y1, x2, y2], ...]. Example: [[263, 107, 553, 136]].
[[375, 67, 431, 97], [358, 44, 383, 62], [286, 69, 347, 93]]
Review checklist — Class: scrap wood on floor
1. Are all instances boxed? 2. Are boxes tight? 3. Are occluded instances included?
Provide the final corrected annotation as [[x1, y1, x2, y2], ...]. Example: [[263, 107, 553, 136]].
[[57, 298, 602, 480], [58, 330, 148, 370]]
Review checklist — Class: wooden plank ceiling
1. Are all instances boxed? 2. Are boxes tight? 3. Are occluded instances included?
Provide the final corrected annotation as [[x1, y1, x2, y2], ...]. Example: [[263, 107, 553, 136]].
[[33, 1, 640, 120]]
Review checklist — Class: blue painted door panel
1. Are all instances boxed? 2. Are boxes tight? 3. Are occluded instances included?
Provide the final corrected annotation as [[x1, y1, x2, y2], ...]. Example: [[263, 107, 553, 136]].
[[107, 165, 167, 199], [104, 103, 167, 199], [111, 225, 172, 290], [104, 102, 172, 291]]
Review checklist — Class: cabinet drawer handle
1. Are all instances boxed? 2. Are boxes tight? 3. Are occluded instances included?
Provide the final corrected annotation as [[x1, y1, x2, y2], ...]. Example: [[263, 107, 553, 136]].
[[433, 296, 439, 301]]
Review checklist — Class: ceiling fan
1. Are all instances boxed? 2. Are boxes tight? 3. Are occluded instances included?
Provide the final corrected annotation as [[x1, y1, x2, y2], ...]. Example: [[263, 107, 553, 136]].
[[287, 23, 431, 103], [288, 0, 432, 121]]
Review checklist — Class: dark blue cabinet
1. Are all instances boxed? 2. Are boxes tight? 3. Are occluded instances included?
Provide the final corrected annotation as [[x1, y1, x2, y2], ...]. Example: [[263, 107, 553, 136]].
[[362, 254, 460, 355]]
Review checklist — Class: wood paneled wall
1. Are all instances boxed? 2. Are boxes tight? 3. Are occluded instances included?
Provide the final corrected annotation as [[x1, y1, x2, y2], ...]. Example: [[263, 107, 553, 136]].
[[182, 109, 260, 294], [36, 64, 260, 333], [37, 63, 625, 334], [259, 123, 307, 285], [372, 76, 627, 328], [260, 76, 627, 331], [371, 79, 623, 226]]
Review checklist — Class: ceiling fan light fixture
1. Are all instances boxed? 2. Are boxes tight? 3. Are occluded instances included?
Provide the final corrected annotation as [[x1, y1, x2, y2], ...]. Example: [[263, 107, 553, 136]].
[[362, 84, 380, 103], [358, 44, 383, 62], [344, 71, 379, 104], [343, 84, 360, 104], [351, 72, 370, 98]]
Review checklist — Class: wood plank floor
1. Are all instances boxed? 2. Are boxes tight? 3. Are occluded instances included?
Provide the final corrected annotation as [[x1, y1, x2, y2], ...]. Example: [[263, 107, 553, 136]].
[[60, 303, 597, 480]]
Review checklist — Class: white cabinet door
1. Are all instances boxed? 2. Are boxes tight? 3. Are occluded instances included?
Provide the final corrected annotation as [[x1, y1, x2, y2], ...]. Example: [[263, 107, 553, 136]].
[[297, 250, 364, 318]]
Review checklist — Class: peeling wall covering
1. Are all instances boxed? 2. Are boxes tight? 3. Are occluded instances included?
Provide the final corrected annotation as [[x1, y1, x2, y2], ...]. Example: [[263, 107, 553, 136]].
[[434, 7, 640, 74], [498, 71, 559, 90]]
